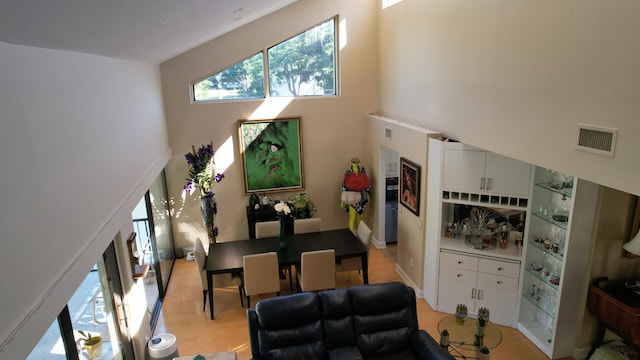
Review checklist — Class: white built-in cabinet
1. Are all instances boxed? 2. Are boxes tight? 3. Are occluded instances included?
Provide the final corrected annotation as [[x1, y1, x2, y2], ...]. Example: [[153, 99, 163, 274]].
[[443, 148, 532, 198], [425, 140, 531, 328], [424, 139, 600, 359], [438, 250, 520, 325]]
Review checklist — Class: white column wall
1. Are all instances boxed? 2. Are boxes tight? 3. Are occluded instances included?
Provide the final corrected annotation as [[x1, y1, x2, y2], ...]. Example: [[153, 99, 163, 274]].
[[0, 41, 169, 359]]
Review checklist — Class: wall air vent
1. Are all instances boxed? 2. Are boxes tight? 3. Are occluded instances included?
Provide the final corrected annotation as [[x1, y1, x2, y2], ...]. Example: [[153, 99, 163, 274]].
[[576, 124, 617, 157], [385, 128, 392, 139]]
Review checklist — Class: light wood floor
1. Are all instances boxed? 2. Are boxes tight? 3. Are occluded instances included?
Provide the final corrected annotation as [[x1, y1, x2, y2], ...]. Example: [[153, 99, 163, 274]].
[[155, 244, 574, 360]]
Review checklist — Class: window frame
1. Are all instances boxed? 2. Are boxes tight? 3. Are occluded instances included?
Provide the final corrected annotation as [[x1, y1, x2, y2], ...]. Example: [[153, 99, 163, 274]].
[[190, 15, 338, 103]]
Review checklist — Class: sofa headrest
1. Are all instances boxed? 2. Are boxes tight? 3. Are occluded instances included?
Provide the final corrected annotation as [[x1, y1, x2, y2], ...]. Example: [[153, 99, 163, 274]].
[[255, 292, 321, 330], [348, 282, 413, 315], [318, 288, 351, 318]]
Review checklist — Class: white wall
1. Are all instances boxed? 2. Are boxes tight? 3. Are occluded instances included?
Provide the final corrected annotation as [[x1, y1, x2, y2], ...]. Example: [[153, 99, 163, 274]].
[[378, 0, 640, 197], [366, 115, 441, 290], [160, 0, 378, 249], [0, 42, 170, 359], [377, 0, 640, 353]]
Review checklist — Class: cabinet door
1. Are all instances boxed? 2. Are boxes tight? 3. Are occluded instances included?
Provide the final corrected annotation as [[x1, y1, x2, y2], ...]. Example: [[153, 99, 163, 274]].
[[476, 272, 519, 326], [442, 150, 486, 192], [438, 266, 478, 313], [484, 153, 532, 197]]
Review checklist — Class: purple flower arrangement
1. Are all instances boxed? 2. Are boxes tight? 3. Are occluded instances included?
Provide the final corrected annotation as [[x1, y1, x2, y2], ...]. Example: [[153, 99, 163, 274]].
[[184, 143, 224, 242]]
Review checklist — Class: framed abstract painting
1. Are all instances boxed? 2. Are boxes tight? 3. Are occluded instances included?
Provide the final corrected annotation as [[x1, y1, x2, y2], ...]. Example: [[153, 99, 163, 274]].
[[238, 118, 304, 193]]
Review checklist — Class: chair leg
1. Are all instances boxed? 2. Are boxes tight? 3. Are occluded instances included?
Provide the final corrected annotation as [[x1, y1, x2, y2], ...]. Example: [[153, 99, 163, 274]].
[[288, 265, 293, 290], [295, 274, 301, 293], [238, 285, 244, 307], [246, 295, 250, 309], [202, 290, 207, 312]]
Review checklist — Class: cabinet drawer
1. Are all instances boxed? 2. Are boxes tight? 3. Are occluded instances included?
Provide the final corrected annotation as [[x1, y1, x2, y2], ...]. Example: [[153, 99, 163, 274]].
[[477, 273, 519, 292], [440, 251, 478, 271], [439, 266, 478, 284], [478, 258, 520, 278]]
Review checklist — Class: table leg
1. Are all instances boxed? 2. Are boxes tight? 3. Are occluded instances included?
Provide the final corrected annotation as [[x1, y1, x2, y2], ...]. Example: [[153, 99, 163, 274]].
[[207, 271, 215, 320], [587, 320, 606, 358], [362, 253, 369, 284]]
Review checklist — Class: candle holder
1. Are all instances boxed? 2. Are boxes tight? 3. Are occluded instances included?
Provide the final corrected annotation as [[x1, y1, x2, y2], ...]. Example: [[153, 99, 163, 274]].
[[455, 304, 468, 324]]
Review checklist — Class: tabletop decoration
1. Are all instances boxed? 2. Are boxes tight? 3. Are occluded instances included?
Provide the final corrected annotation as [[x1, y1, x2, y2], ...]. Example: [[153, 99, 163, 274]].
[[455, 304, 468, 325], [184, 142, 224, 243], [288, 191, 317, 219], [477, 307, 490, 323], [274, 201, 292, 250]]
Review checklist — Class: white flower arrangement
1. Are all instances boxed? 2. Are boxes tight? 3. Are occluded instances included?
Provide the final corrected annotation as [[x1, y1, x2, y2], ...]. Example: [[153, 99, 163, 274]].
[[274, 202, 292, 216]]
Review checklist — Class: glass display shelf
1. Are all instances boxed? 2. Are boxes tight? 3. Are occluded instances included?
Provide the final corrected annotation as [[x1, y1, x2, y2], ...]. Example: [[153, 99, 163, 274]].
[[534, 183, 573, 199], [532, 212, 569, 230], [528, 240, 564, 261], [518, 318, 553, 351], [525, 268, 560, 291], [522, 293, 556, 319]]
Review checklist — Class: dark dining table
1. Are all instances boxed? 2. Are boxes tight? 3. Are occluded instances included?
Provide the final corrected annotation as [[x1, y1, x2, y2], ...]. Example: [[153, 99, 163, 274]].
[[206, 228, 368, 319]]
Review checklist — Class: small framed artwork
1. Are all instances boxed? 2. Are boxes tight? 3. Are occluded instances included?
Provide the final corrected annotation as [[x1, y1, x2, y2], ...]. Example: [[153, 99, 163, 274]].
[[400, 157, 421, 216], [238, 117, 304, 193]]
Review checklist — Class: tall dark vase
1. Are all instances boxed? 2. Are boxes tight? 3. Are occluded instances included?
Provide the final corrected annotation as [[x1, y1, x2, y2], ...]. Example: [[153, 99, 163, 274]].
[[278, 217, 287, 250], [200, 198, 215, 243]]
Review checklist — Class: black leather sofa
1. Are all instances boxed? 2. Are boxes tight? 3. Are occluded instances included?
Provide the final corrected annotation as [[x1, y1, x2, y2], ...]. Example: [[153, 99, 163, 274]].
[[247, 281, 454, 360]]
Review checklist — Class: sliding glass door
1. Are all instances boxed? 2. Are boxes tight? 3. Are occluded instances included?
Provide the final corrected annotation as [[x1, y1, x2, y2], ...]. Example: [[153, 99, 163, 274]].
[[131, 170, 175, 330], [27, 242, 134, 359]]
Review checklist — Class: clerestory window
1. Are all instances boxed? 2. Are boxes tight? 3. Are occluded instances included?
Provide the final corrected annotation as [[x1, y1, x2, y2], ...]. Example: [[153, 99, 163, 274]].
[[192, 16, 337, 102]]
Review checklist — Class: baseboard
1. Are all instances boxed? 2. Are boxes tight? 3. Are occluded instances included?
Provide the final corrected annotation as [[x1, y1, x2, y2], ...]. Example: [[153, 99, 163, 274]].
[[573, 345, 591, 360], [394, 263, 424, 298], [371, 235, 386, 249]]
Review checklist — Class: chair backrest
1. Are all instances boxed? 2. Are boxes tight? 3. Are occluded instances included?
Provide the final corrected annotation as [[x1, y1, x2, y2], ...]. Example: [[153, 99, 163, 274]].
[[356, 220, 372, 247], [255, 220, 280, 239], [193, 238, 208, 291], [300, 249, 336, 292], [294, 218, 323, 234], [243, 252, 280, 296]]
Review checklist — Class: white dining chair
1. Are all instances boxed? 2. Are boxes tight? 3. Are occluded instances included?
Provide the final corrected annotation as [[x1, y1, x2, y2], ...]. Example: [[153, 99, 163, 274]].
[[294, 218, 323, 234], [243, 252, 281, 307], [193, 238, 243, 312], [255, 220, 280, 238], [336, 220, 371, 277], [296, 249, 336, 292], [255, 220, 293, 289]]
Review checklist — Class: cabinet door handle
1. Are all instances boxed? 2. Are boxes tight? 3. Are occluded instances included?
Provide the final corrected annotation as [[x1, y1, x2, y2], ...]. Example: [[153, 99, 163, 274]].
[[456, 274, 462, 277], [478, 289, 483, 300], [457, 260, 463, 264], [498, 267, 504, 271], [486, 178, 493, 190], [480, 177, 485, 190], [496, 280, 503, 285], [471, 288, 476, 299]]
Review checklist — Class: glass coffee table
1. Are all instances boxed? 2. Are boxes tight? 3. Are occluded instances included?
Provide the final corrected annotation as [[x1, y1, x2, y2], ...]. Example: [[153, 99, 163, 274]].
[[437, 315, 502, 359]]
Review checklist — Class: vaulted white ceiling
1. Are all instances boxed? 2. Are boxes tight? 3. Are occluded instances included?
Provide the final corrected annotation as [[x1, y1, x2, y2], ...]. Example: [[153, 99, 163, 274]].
[[0, 0, 298, 64]]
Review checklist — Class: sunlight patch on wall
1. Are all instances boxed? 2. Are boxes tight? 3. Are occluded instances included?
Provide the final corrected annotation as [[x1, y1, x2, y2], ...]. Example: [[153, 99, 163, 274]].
[[248, 97, 293, 120], [339, 18, 348, 49], [215, 136, 235, 174], [382, 0, 403, 9]]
